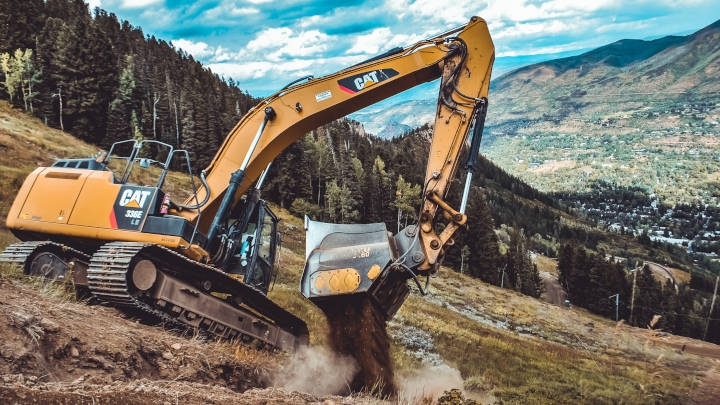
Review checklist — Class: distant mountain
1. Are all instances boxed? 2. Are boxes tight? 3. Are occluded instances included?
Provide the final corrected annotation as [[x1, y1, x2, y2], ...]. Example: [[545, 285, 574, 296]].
[[485, 18, 720, 207], [489, 18, 720, 122], [349, 99, 437, 139], [351, 19, 720, 207]]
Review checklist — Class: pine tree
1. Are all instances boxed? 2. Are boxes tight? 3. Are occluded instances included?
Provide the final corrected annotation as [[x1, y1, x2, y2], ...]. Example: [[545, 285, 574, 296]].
[[632, 265, 663, 328], [0, 0, 45, 54], [392, 175, 421, 232], [106, 55, 136, 145]]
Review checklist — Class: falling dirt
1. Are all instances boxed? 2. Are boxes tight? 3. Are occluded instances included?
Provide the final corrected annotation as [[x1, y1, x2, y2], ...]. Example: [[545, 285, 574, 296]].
[[320, 295, 397, 397]]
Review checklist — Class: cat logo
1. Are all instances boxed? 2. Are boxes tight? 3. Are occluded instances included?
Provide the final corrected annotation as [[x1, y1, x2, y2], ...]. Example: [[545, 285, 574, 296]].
[[110, 186, 156, 230], [338, 68, 399, 94], [119, 189, 152, 208]]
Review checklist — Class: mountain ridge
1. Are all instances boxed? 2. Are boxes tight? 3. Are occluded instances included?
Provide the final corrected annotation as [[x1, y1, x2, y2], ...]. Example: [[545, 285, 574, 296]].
[[352, 18, 720, 139]]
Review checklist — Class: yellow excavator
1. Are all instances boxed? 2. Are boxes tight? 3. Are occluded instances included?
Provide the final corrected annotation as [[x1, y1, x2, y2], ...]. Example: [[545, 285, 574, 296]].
[[0, 17, 494, 351]]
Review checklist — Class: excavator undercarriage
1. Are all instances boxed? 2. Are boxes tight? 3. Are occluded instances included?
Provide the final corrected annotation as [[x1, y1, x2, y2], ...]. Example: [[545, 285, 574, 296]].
[[0, 238, 307, 351]]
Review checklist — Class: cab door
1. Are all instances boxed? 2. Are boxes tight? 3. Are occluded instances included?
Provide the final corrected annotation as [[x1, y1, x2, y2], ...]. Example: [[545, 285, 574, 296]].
[[244, 202, 280, 294]]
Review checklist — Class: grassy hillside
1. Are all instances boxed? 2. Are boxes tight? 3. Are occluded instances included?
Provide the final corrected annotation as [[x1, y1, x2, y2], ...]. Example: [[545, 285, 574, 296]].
[[1, 99, 719, 404], [258, 204, 716, 404]]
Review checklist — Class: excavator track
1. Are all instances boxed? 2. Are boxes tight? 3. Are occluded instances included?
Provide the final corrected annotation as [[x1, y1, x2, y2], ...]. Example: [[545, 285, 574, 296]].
[[87, 242, 308, 351], [0, 241, 89, 270], [0, 241, 90, 280]]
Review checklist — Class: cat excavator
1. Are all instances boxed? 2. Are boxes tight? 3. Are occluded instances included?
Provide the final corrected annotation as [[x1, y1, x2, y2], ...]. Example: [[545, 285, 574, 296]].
[[0, 17, 494, 352]]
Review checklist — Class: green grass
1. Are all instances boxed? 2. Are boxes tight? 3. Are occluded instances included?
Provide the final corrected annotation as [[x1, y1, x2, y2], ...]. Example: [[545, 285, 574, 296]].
[[397, 294, 691, 404]]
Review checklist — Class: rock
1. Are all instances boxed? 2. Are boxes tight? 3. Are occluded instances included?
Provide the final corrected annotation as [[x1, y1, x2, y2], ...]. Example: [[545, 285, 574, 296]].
[[171, 343, 182, 351], [162, 351, 174, 360], [39, 318, 60, 333], [70, 347, 79, 357]]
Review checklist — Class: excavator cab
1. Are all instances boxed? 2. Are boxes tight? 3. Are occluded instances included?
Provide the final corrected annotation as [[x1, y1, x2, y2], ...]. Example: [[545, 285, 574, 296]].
[[224, 200, 280, 294]]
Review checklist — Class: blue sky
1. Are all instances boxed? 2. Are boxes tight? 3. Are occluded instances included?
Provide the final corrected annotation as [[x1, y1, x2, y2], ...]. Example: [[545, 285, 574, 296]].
[[89, 0, 720, 99]]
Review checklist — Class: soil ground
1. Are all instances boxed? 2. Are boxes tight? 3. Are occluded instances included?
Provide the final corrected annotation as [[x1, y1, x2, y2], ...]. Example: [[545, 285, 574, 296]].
[[0, 269, 383, 404], [690, 363, 720, 405]]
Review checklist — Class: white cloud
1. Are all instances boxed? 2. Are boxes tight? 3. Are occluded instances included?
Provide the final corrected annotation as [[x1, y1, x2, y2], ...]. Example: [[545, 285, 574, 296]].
[[385, 0, 475, 25], [246, 0, 272, 3], [172, 39, 214, 58], [202, 2, 260, 19], [346, 27, 424, 55], [299, 15, 327, 29], [246, 27, 293, 51], [230, 7, 259, 16], [346, 28, 391, 55], [384, 0, 624, 26], [87, 0, 102, 10], [208, 54, 366, 86], [209, 59, 314, 81], [494, 19, 579, 40], [121, 0, 162, 8], [247, 27, 332, 61]]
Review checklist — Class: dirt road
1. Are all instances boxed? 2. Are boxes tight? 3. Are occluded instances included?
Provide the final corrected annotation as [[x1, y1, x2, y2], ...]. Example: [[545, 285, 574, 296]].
[[539, 271, 565, 306]]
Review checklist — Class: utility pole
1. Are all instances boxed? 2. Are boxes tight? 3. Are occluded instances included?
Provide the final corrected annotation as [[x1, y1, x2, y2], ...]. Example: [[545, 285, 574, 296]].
[[173, 101, 179, 147], [51, 86, 63, 131], [703, 275, 719, 341], [609, 293, 619, 322], [629, 267, 638, 325]]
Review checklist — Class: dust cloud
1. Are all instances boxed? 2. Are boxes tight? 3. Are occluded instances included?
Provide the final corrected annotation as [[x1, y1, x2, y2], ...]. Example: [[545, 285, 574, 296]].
[[398, 364, 464, 403], [272, 345, 359, 396]]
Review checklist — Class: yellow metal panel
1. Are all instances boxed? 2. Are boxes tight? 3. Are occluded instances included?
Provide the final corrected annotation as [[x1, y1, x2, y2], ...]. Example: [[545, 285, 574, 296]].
[[6, 167, 43, 228], [20, 168, 90, 224], [68, 171, 121, 228]]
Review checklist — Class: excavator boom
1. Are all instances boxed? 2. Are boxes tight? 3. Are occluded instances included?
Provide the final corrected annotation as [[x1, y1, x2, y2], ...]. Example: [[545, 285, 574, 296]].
[[177, 17, 494, 274], [176, 17, 494, 317]]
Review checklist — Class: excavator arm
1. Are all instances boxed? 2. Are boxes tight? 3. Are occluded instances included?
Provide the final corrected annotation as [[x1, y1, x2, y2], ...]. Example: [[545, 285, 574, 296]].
[[178, 16, 494, 277]]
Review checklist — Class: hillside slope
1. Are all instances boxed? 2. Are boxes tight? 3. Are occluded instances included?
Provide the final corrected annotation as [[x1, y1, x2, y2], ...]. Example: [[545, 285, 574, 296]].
[[1, 93, 719, 404]]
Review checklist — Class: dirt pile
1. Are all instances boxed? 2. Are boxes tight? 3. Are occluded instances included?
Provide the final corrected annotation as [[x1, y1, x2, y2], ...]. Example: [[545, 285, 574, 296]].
[[320, 295, 396, 397]]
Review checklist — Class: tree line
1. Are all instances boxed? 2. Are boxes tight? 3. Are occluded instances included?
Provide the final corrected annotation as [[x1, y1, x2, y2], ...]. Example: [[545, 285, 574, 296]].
[[0, 0, 257, 169], [264, 121, 544, 298], [558, 243, 720, 344]]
